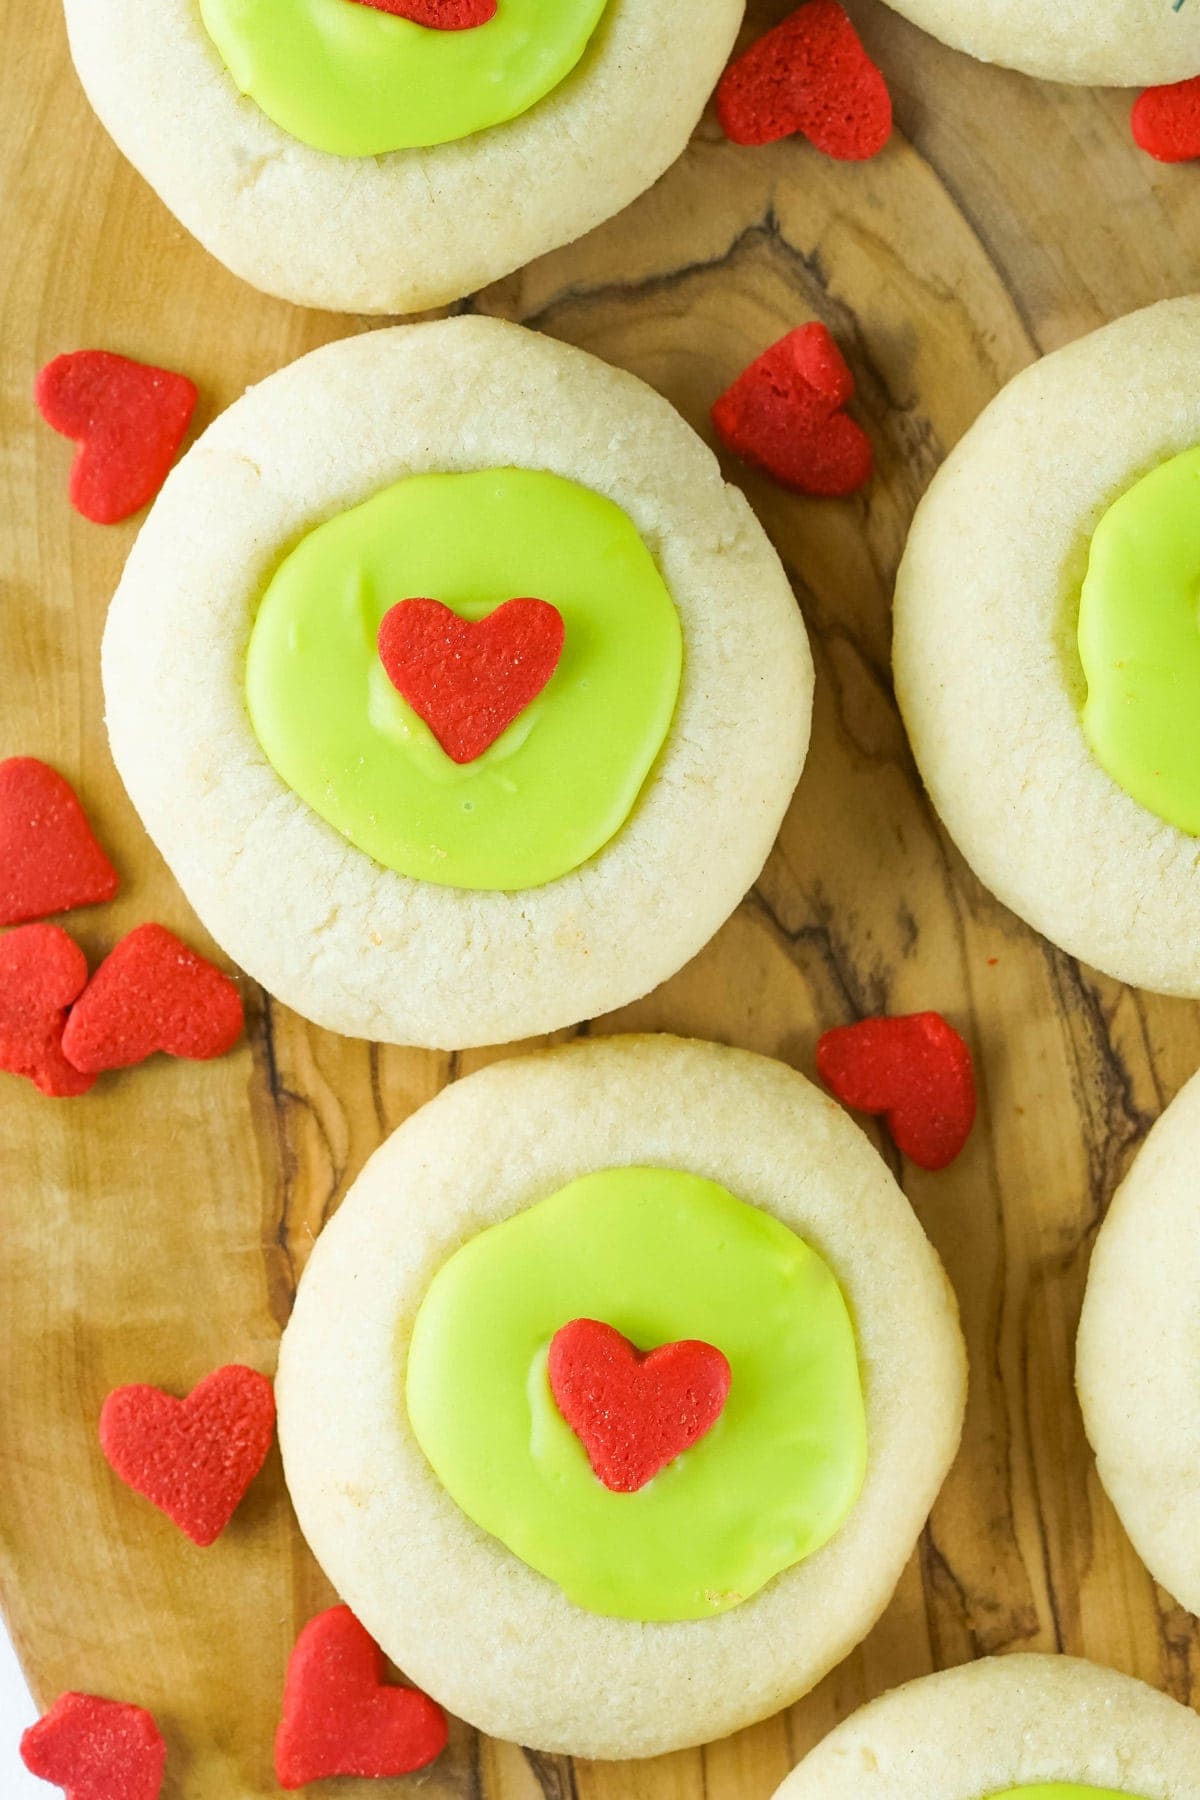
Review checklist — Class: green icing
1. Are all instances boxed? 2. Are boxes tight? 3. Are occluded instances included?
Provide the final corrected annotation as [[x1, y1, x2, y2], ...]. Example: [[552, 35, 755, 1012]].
[[245, 468, 682, 892], [199, 0, 609, 157], [987, 1789, 1143, 1799], [405, 1167, 868, 1621], [1078, 445, 1200, 835]]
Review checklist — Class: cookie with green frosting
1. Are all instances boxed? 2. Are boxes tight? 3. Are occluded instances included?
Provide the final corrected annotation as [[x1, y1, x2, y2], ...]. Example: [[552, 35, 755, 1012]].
[[773, 1654, 1200, 1799], [63, 0, 744, 311], [1078, 1065, 1200, 1617], [276, 1035, 966, 1757], [895, 297, 1200, 1000], [104, 317, 813, 1048], [873, 0, 1200, 86]]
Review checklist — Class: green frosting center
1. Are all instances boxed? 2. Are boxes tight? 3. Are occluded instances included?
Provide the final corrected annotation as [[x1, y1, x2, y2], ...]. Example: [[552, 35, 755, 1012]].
[[1078, 445, 1200, 835], [199, 0, 609, 157], [405, 1167, 868, 1621], [987, 1789, 1143, 1799], [245, 468, 682, 892]]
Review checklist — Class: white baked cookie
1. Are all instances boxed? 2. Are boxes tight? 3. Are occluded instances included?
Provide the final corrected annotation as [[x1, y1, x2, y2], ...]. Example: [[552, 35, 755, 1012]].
[[276, 1034, 967, 1759], [879, 0, 1200, 86], [773, 1654, 1200, 1797], [61, 0, 743, 313], [893, 297, 1200, 998], [103, 318, 812, 1049], [1077, 1069, 1200, 1616]]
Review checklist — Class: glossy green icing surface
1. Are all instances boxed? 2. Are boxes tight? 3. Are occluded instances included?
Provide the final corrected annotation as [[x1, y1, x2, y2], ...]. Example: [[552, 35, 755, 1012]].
[[1078, 445, 1200, 835], [200, 0, 609, 156], [245, 468, 682, 891], [405, 1166, 867, 1620], [987, 1788, 1143, 1799]]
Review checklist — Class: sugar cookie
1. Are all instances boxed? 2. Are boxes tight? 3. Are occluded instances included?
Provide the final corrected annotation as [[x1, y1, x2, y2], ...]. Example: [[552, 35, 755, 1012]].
[[773, 1654, 1200, 1797], [62, 0, 743, 312], [878, 0, 1200, 87], [276, 1034, 967, 1757], [1078, 1068, 1200, 1616], [103, 318, 812, 1048], [894, 297, 1200, 997]]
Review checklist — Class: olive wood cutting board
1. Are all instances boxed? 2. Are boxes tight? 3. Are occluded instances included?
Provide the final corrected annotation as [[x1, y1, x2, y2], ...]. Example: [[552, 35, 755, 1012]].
[[2, 1, 1199, 1794]]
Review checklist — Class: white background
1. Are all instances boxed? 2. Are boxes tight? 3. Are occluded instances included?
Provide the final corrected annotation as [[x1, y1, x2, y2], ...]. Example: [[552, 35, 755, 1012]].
[[1, 1624, 44, 1795]]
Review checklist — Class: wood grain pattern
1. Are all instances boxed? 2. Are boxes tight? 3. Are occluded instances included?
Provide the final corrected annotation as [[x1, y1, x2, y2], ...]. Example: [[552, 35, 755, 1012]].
[[2, 2, 1199, 1794]]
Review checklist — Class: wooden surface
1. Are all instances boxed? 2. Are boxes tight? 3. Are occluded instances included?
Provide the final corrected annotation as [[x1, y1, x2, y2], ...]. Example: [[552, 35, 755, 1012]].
[[3, 2, 1200, 1795]]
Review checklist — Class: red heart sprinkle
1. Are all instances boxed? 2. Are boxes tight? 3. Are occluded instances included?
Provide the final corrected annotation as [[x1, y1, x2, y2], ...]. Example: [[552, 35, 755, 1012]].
[[816, 1011, 976, 1170], [1132, 76, 1200, 161], [20, 1692, 166, 1800], [377, 596, 565, 765], [99, 1365, 276, 1547], [35, 351, 197, 526], [61, 923, 244, 1074], [275, 1606, 449, 1788], [547, 1318, 732, 1493], [350, 0, 497, 24], [0, 758, 119, 928], [717, 1, 892, 158], [0, 923, 95, 1098], [712, 322, 873, 497]]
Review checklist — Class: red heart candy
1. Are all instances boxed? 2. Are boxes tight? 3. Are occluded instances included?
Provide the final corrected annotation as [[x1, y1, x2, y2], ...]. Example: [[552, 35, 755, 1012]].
[[20, 1692, 166, 1800], [816, 1011, 976, 1171], [0, 923, 95, 1097], [547, 1318, 732, 1493], [275, 1606, 449, 1788], [35, 350, 197, 526], [61, 923, 244, 1074], [717, 1, 892, 158], [712, 322, 873, 497], [99, 1365, 276, 1547], [377, 596, 565, 765], [1132, 76, 1200, 161], [350, 0, 496, 24], [0, 758, 119, 928]]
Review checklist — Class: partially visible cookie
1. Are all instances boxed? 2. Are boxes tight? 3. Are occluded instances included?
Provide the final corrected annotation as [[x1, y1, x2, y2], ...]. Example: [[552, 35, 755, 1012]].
[[1078, 1068, 1200, 1617], [878, 0, 1200, 86], [773, 1654, 1200, 1797], [894, 298, 1200, 997], [62, 0, 743, 312], [276, 1034, 967, 1758]]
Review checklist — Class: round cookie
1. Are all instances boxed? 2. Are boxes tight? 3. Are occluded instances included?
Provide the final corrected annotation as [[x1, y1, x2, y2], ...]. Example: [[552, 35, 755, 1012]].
[[1077, 1068, 1200, 1616], [771, 1654, 1200, 1797], [878, 0, 1200, 86], [103, 318, 813, 1048], [276, 1034, 967, 1758], [893, 297, 1200, 998], [61, 0, 743, 313]]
